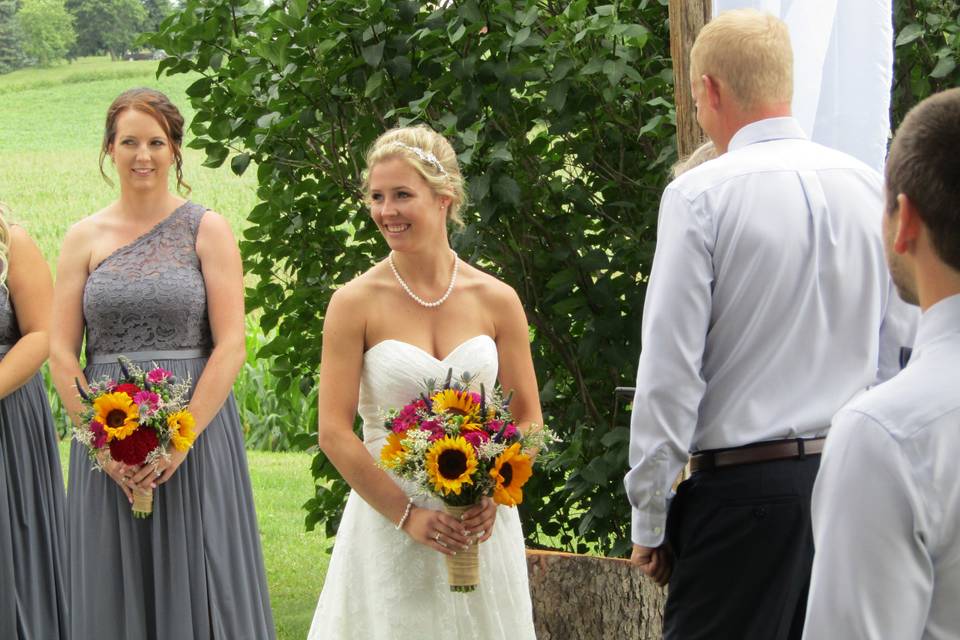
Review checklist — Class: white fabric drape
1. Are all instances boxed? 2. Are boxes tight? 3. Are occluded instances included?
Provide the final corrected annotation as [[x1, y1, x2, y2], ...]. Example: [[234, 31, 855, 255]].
[[712, 0, 893, 171]]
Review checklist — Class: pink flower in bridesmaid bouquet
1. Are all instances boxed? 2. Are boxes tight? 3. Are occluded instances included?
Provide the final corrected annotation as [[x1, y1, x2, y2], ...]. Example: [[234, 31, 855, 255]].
[[133, 390, 161, 414], [147, 367, 172, 383], [90, 420, 108, 449]]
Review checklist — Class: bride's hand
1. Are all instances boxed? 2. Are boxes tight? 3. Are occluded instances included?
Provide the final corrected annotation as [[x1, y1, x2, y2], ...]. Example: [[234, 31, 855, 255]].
[[402, 506, 472, 555], [461, 496, 497, 543]]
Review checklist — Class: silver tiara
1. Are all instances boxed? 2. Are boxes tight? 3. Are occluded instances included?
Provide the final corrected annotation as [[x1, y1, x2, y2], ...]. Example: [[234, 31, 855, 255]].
[[391, 142, 448, 177]]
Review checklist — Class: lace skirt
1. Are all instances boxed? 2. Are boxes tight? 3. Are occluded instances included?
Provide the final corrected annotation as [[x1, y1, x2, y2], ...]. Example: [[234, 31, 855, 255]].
[[308, 485, 536, 640]]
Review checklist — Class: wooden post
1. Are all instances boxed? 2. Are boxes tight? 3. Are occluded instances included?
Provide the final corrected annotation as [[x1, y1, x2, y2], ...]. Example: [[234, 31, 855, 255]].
[[669, 0, 712, 159]]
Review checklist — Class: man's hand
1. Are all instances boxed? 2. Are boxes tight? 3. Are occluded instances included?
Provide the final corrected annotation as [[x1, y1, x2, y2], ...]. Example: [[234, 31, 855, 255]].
[[630, 543, 673, 586]]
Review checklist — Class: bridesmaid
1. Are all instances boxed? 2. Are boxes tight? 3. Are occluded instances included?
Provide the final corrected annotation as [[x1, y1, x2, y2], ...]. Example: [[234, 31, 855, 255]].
[[49, 88, 275, 639], [0, 203, 68, 638]]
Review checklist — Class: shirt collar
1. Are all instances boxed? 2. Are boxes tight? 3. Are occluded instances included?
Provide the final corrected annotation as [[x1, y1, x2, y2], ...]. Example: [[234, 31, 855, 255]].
[[727, 117, 807, 152], [914, 293, 960, 354]]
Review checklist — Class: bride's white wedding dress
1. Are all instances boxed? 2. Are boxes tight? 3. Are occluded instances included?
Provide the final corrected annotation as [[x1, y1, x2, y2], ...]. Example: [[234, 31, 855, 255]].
[[307, 335, 537, 640]]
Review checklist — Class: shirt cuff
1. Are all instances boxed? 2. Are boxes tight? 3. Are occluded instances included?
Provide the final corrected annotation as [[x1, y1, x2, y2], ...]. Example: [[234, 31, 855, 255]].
[[631, 502, 669, 547]]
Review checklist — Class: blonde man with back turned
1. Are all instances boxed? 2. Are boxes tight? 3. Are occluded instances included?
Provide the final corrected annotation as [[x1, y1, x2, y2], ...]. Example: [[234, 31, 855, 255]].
[[625, 10, 916, 639]]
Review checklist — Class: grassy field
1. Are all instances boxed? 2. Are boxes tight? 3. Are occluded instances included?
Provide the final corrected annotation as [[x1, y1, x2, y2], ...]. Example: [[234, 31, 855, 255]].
[[0, 57, 258, 261], [13, 58, 328, 640]]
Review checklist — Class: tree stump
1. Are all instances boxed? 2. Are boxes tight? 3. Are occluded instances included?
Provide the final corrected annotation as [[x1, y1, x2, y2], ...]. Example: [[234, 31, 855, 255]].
[[526, 550, 666, 639]]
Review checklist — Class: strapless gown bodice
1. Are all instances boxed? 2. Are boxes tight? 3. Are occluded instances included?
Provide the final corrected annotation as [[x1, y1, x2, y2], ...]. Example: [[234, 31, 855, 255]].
[[358, 335, 498, 452]]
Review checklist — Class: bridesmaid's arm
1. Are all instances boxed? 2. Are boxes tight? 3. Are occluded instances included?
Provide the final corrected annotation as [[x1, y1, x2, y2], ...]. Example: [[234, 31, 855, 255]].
[[0, 226, 53, 399], [317, 286, 471, 555], [50, 222, 93, 425], [189, 211, 246, 432]]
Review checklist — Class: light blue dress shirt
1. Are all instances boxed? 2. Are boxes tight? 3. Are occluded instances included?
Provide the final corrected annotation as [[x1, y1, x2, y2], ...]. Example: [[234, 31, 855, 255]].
[[626, 117, 917, 547], [803, 293, 960, 640]]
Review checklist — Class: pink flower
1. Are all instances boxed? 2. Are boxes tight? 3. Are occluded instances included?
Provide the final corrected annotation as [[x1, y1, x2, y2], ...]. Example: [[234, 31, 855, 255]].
[[421, 419, 445, 441], [501, 423, 519, 440], [488, 420, 518, 441], [146, 368, 172, 383], [133, 390, 160, 413], [463, 430, 490, 450], [90, 421, 108, 449], [391, 399, 427, 433], [485, 419, 505, 434]]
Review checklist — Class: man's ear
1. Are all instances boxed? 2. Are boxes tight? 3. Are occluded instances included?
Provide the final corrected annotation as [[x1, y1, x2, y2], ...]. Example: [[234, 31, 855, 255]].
[[893, 193, 922, 255], [701, 74, 722, 111]]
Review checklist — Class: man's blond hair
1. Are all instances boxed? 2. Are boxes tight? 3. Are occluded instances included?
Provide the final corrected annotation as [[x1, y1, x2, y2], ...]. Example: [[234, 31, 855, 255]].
[[690, 9, 793, 109]]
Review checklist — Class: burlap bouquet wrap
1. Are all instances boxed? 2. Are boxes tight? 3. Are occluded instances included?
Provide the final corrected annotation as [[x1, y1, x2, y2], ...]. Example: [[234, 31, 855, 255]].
[[443, 504, 480, 592], [132, 487, 154, 518]]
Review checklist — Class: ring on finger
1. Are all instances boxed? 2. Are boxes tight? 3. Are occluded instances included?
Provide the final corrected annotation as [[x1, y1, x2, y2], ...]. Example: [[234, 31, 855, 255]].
[[434, 532, 441, 543]]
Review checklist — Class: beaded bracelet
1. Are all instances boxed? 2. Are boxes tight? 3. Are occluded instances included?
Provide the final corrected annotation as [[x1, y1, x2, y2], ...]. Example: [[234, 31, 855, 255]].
[[396, 498, 415, 530]]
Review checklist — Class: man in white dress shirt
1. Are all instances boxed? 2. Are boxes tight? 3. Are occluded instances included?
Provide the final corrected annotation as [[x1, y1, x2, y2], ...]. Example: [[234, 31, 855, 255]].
[[625, 10, 916, 639], [802, 89, 960, 639]]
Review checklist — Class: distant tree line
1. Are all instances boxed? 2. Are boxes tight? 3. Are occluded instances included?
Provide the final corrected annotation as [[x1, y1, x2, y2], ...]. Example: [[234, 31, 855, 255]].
[[0, 0, 173, 72]]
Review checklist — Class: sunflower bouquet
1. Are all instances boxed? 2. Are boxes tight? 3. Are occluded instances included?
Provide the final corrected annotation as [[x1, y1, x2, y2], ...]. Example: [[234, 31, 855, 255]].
[[379, 369, 554, 592], [72, 358, 196, 518]]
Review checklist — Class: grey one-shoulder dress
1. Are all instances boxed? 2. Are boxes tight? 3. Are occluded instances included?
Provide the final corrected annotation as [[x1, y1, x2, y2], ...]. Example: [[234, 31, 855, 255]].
[[67, 201, 275, 640], [0, 282, 69, 638]]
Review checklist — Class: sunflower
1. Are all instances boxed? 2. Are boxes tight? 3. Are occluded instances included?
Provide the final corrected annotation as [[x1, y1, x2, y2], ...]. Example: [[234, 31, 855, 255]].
[[490, 442, 533, 506], [430, 389, 480, 423], [380, 432, 408, 468], [93, 392, 140, 441], [425, 436, 478, 496], [167, 410, 197, 452]]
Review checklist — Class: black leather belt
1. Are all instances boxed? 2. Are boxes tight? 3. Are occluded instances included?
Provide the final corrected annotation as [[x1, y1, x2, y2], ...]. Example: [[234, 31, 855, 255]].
[[689, 437, 826, 473]]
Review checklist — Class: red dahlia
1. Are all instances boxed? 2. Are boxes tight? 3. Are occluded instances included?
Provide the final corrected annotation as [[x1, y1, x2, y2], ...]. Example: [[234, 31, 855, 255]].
[[114, 383, 142, 399], [108, 427, 159, 466]]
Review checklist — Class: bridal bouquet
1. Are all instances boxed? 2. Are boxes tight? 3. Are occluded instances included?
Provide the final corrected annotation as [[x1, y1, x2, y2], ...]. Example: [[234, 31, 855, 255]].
[[379, 369, 554, 592], [73, 358, 197, 518]]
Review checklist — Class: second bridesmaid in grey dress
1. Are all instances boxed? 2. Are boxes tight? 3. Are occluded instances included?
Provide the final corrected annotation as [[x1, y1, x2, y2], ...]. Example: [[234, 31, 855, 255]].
[[0, 205, 68, 639], [50, 88, 275, 639]]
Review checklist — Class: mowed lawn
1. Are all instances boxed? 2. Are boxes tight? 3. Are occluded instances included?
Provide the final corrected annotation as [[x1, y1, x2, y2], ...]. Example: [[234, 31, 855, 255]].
[[10, 58, 329, 640]]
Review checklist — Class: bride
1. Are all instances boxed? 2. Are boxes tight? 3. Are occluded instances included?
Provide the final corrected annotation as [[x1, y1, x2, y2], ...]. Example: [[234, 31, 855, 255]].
[[307, 126, 539, 639]]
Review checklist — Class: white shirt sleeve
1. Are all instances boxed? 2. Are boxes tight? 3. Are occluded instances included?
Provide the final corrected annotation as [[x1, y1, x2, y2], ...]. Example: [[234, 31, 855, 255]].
[[625, 186, 713, 547], [803, 410, 932, 640]]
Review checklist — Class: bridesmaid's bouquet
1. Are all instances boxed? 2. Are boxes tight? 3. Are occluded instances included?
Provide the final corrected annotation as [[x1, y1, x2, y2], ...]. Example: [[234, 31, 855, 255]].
[[379, 369, 554, 592], [72, 358, 197, 518]]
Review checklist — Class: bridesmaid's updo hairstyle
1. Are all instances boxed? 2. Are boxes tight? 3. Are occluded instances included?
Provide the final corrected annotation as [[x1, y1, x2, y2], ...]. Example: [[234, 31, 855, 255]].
[[99, 88, 191, 194], [363, 125, 467, 227]]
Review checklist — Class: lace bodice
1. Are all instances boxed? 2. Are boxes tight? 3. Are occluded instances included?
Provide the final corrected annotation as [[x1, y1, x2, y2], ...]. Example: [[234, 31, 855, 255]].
[[82, 201, 212, 356], [357, 335, 499, 449], [0, 286, 20, 346]]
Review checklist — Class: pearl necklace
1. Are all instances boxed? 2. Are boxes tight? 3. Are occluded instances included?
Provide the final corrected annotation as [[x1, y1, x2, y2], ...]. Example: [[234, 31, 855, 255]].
[[388, 250, 459, 308]]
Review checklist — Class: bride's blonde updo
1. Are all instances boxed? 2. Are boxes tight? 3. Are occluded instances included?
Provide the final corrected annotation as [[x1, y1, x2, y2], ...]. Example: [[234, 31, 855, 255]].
[[363, 125, 468, 227]]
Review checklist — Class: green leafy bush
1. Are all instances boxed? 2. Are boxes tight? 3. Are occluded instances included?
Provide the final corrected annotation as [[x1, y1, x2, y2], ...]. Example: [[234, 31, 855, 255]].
[[148, 0, 674, 553], [146, 0, 957, 555], [893, 0, 960, 123]]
